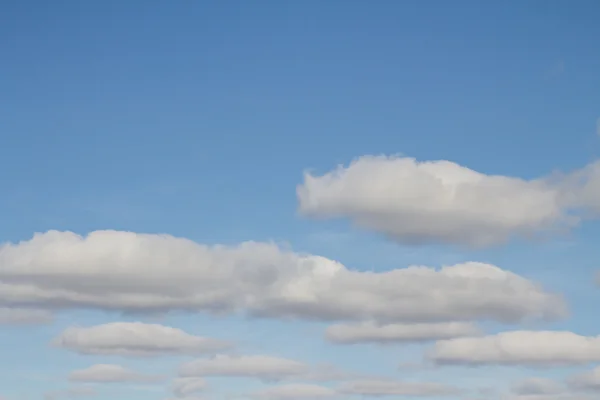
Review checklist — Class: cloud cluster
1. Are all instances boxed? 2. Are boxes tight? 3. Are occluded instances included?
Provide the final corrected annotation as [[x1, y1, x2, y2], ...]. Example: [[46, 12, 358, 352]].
[[0, 230, 564, 325], [298, 156, 600, 247], [5, 153, 600, 400]]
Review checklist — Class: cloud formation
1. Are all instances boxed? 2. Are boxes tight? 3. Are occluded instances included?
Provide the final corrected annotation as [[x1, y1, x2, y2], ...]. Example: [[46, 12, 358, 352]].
[[53, 322, 231, 357], [430, 331, 600, 366], [338, 379, 461, 397], [568, 366, 600, 392], [0, 230, 564, 324], [297, 155, 600, 247], [68, 364, 163, 383], [325, 321, 481, 344], [512, 378, 564, 395], [253, 383, 337, 399], [171, 377, 207, 397], [0, 307, 53, 325], [179, 355, 309, 381]]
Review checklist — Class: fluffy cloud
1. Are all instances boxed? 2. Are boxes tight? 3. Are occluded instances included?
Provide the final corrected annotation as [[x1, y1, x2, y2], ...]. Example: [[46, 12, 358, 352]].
[[297, 155, 600, 247], [68, 364, 163, 383], [325, 321, 481, 344], [0, 230, 564, 324], [0, 307, 53, 325], [338, 379, 461, 396], [253, 383, 337, 399], [53, 322, 231, 357], [171, 377, 207, 397], [430, 331, 600, 366], [179, 355, 309, 381]]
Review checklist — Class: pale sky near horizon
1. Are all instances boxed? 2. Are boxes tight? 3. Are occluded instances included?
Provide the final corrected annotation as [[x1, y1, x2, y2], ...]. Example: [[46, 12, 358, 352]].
[[2, 1, 600, 399]]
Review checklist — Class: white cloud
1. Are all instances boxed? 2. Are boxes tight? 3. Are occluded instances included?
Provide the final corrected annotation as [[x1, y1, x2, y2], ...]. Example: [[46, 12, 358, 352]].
[[253, 383, 337, 399], [179, 355, 309, 381], [0, 307, 53, 325], [430, 331, 600, 366], [53, 322, 231, 357], [297, 155, 600, 247], [68, 364, 163, 383], [171, 377, 207, 397], [0, 230, 564, 324], [338, 379, 461, 396], [325, 321, 481, 344]]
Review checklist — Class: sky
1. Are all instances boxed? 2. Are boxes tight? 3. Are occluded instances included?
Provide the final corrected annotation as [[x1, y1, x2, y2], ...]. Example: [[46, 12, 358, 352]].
[[1, 0, 600, 399]]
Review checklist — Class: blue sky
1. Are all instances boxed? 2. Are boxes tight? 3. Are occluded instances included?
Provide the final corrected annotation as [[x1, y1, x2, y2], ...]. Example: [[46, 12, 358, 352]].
[[1, 1, 600, 399]]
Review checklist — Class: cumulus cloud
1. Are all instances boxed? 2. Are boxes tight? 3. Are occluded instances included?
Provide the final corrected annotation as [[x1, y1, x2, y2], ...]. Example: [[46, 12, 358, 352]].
[[68, 364, 163, 383], [253, 383, 337, 399], [338, 379, 461, 396], [53, 322, 231, 357], [325, 321, 481, 344], [0, 307, 53, 325], [430, 331, 600, 366], [179, 355, 309, 381], [171, 377, 207, 397], [0, 230, 564, 324], [297, 155, 600, 247]]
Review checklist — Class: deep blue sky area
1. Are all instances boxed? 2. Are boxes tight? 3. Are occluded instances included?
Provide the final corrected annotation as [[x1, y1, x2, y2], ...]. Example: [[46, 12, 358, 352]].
[[1, 1, 600, 400]]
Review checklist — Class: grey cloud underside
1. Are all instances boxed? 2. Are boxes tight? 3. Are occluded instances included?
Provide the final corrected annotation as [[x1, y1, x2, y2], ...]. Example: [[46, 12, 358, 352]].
[[297, 156, 600, 247], [0, 307, 53, 325], [0, 230, 565, 324]]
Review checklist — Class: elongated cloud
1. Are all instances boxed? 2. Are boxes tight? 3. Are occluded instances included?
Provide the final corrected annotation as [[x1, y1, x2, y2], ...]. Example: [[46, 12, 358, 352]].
[[53, 322, 231, 357], [171, 377, 207, 397], [68, 364, 163, 383], [325, 321, 481, 344], [512, 378, 564, 395], [338, 379, 461, 396], [297, 155, 600, 247], [254, 383, 337, 399], [568, 366, 600, 391], [0, 307, 53, 325], [179, 355, 309, 381], [430, 331, 600, 366], [0, 230, 564, 324]]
